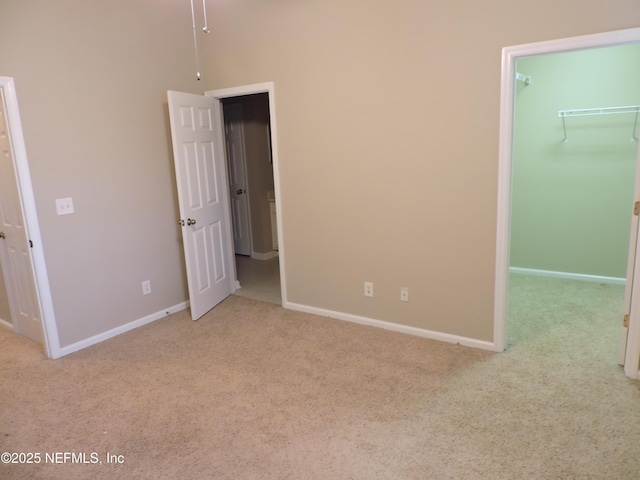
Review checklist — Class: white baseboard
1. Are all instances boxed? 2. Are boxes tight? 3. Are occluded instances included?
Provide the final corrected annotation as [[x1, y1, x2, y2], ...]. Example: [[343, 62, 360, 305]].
[[284, 301, 497, 352], [251, 250, 278, 261], [56, 301, 189, 358], [0, 318, 13, 331], [509, 267, 625, 285]]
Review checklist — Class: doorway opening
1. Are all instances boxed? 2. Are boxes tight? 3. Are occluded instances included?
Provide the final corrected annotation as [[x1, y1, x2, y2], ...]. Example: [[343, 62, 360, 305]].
[[494, 28, 640, 379], [221, 93, 280, 305], [206, 84, 285, 307]]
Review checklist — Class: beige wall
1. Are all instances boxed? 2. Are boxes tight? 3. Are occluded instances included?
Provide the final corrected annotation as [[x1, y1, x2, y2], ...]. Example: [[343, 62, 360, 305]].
[[1, 0, 640, 350], [0, 0, 204, 346], [203, 0, 640, 341]]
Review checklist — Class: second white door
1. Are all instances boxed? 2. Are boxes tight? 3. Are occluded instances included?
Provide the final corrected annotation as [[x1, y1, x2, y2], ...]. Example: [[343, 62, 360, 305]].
[[223, 104, 252, 256]]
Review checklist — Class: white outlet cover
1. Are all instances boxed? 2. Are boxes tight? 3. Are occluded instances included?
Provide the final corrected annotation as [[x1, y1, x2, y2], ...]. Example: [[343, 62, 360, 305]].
[[401, 287, 409, 302], [56, 197, 74, 215], [364, 281, 374, 297]]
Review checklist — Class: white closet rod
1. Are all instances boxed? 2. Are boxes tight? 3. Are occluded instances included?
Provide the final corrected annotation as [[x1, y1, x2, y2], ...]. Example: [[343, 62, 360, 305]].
[[515, 72, 532, 85], [558, 105, 640, 142]]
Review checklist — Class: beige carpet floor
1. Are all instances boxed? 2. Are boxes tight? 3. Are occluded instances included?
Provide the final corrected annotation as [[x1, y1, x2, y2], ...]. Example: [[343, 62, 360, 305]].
[[1, 274, 639, 479]]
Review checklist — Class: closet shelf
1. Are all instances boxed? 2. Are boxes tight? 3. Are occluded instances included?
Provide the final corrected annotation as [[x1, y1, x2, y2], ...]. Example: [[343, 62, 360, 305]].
[[558, 105, 640, 142]]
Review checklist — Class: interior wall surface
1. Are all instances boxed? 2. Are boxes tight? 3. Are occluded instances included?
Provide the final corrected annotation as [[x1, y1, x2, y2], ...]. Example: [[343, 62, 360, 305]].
[[0, 0, 207, 347], [202, 0, 640, 342], [511, 45, 640, 278], [1, 0, 640, 350]]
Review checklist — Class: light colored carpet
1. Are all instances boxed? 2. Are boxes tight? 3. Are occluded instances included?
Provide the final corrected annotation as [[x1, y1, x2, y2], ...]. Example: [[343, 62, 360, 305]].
[[1, 275, 639, 479]]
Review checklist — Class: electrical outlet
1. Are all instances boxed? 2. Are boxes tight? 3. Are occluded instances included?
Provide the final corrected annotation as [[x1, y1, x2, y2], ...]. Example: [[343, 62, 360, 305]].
[[401, 287, 409, 302], [364, 281, 374, 298], [142, 280, 151, 295]]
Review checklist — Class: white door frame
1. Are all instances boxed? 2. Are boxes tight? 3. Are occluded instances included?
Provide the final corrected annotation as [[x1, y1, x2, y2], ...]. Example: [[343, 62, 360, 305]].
[[205, 82, 287, 305], [0, 76, 60, 358], [494, 27, 640, 379]]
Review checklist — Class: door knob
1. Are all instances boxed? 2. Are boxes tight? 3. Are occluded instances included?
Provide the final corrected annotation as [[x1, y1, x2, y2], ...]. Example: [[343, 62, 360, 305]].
[[236, 189, 243, 195], [0, 232, 4, 239], [187, 218, 197, 226]]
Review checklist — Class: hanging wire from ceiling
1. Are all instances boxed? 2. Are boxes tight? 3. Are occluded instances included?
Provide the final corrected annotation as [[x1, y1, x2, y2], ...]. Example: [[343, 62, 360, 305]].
[[202, 0, 210, 33], [190, 0, 211, 81]]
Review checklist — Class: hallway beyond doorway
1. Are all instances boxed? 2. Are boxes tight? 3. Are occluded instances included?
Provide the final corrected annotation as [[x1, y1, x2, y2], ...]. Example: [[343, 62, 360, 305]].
[[233, 255, 281, 305]]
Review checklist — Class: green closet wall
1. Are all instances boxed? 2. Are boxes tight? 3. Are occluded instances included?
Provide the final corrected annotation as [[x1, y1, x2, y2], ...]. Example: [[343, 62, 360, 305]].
[[510, 44, 640, 278]]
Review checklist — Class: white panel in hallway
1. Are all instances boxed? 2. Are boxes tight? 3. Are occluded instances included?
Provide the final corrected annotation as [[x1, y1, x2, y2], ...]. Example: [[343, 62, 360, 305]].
[[224, 104, 252, 256]]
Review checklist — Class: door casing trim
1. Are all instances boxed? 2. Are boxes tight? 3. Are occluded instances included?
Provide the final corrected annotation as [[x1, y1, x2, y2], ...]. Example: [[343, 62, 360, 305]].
[[205, 82, 287, 306]]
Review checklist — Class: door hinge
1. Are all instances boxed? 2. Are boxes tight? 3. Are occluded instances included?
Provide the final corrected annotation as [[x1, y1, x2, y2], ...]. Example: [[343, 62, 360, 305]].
[[634, 201, 640, 216], [623, 314, 629, 328]]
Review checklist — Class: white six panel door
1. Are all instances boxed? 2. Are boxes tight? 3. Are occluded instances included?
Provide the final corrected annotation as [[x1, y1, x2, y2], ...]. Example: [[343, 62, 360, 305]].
[[223, 103, 252, 256], [167, 91, 233, 320], [0, 88, 43, 342]]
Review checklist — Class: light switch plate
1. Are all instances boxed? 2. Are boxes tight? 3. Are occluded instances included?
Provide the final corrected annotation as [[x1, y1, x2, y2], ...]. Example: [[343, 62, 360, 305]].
[[56, 197, 74, 215]]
